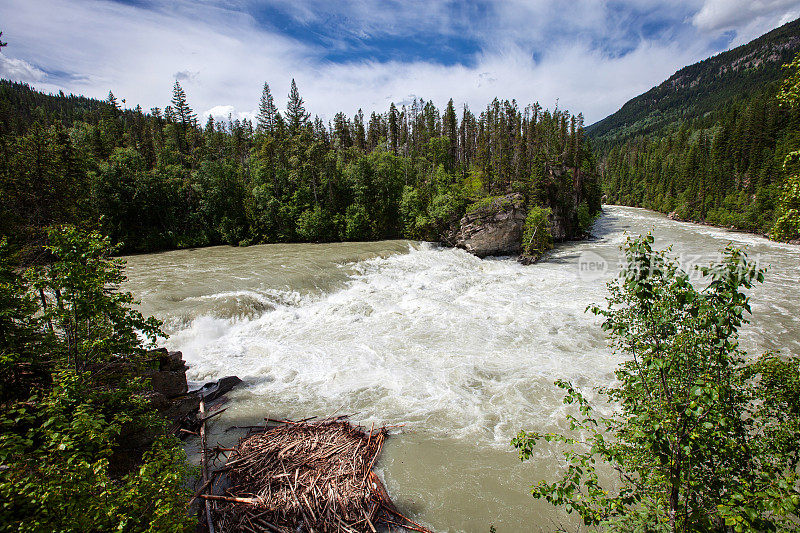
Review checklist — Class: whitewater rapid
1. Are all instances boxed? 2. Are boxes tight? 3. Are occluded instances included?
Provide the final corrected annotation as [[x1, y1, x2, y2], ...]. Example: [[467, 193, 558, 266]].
[[122, 206, 800, 531], [166, 243, 617, 445]]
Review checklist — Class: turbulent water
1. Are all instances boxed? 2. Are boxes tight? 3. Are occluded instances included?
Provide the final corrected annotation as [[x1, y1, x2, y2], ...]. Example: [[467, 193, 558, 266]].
[[122, 206, 800, 532]]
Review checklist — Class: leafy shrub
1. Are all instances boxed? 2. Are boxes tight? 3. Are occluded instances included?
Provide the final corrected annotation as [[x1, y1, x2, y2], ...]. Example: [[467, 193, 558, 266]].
[[576, 200, 596, 233], [0, 370, 195, 533], [0, 226, 196, 532], [521, 206, 553, 259], [343, 204, 370, 241], [513, 235, 800, 531], [296, 205, 335, 242], [772, 171, 800, 241]]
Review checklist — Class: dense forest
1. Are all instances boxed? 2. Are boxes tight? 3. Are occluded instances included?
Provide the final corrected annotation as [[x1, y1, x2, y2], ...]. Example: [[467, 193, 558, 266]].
[[590, 18, 800, 240], [0, 77, 600, 257]]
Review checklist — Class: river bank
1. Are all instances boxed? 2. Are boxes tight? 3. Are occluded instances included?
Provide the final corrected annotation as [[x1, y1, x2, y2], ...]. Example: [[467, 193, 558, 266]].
[[605, 202, 800, 245]]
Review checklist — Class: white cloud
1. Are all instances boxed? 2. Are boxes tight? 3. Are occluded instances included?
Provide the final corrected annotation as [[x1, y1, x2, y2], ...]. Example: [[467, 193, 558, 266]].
[[203, 104, 255, 122], [693, 0, 800, 31], [0, 53, 45, 83], [0, 0, 795, 126]]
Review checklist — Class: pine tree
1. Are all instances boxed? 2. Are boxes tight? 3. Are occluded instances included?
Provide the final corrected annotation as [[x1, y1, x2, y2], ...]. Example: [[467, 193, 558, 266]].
[[388, 103, 399, 154], [107, 91, 120, 110], [170, 80, 196, 127], [333, 112, 352, 148], [443, 98, 458, 171], [353, 109, 366, 150], [256, 82, 279, 134], [286, 79, 310, 134]]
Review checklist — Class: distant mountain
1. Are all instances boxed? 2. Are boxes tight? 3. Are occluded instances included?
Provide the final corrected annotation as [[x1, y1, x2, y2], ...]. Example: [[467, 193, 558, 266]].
[[590, 18, 800, 238], [587, 18, 800, 141]]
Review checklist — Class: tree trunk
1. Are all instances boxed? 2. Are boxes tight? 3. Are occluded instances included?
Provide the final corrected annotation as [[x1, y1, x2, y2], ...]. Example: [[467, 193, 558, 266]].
[[669, 448, 682, 533]]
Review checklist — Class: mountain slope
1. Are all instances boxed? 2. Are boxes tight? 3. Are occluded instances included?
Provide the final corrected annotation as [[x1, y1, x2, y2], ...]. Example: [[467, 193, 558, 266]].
[[589, 18, 800, 238], [587, 18, 800, 141]]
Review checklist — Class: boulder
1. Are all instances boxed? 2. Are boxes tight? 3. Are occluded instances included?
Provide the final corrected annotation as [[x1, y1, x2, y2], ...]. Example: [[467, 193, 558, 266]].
[[162, 393, 202, 421], [192, 376, 243, 402], [449, 194, 526, 257]]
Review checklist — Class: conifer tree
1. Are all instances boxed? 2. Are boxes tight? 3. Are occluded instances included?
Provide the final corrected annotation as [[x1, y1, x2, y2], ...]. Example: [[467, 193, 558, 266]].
[[286, 79, 309, 134], [388, 103, 399, 154], [170, 80, 196, 127], [353, 109, 366, 150], [107, 91, 120, 110], [443, 98, 458, 171], [333, 112, 352, 148], [256, 82, 279, 134]]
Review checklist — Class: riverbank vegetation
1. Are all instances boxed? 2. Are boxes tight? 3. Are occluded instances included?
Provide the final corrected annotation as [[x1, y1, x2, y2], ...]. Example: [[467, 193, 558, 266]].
[[514, 235, 800, 531], [0, 227, 195, 531], [0, 77, 600, 257], [591, 19, 800, 242]]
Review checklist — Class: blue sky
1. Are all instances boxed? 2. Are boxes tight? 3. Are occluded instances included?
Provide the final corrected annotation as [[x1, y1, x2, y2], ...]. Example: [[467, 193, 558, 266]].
[[1, 0, 799, 124]]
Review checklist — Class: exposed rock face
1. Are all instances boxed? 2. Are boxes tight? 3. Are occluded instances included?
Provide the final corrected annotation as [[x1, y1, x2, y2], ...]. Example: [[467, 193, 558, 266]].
[[145, 348, 189, 398], [112, 349, 243, 474], [449, 193, 526, 257], [144, 349, 242, 421], [549, 208, 570, 241]]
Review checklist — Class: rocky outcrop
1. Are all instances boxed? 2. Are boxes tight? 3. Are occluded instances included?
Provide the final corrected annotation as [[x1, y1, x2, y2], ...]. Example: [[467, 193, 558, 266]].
[[447, 193, 526, 257], [111, 349, 242, 474], [548, 207, 570, 241], [143, 349, 242, 426], [145, 348, 188, 398]]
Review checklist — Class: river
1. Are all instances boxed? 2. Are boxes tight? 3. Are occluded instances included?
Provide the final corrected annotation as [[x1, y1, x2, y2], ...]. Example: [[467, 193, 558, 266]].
[[122, 206, 800, 532]]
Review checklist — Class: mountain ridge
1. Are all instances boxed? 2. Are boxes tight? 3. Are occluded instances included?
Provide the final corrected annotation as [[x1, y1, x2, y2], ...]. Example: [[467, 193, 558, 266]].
[[587, 18, 800, 141]]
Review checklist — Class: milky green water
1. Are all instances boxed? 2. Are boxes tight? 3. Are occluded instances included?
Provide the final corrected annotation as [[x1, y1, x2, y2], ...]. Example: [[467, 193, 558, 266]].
[[122, 206, 800, 532]]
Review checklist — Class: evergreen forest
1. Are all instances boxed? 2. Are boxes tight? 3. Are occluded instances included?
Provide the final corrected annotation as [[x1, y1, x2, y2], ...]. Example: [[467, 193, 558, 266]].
[[0, 77, 600, 257], [591, 18, 800, 240]]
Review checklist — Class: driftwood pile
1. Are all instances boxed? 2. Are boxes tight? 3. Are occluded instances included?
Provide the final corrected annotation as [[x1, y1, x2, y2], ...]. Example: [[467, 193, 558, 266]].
[[199, 417, 431, 533]]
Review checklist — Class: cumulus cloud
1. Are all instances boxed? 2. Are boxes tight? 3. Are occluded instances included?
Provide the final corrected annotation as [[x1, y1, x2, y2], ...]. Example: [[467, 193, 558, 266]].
[[203, 104, 255, 122], [0, 53, 45, 83], [0, 0, 796, 125], [693, 0, 800, 31]]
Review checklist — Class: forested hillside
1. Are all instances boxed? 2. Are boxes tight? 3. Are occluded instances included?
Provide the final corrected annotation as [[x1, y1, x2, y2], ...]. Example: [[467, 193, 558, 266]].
[[0, 78, 600, 256], [590, 18, 800, 239]]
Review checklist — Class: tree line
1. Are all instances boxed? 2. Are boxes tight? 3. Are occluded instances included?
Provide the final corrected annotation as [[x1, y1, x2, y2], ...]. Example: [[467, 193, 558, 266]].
[[593, 39, 800, 242], [596, 83, 800, 237], [0, 77, 600, 256]]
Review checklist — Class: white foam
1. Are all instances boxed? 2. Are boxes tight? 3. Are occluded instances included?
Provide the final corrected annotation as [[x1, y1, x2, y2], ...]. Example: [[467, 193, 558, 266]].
[[158, 206, 800, 448], [167, 243, 618, 445]]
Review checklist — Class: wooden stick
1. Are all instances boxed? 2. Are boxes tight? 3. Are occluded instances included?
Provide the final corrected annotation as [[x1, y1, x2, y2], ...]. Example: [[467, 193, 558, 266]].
[[199, 397, 215, 533], [199, 494, 260, 505], [187, 478, 212, 507], [198, 406, 228, 423]]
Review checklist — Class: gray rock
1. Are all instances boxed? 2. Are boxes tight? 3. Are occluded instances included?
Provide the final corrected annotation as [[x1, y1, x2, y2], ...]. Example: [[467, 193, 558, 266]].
[[193, 376, 243, 402], [451, 193, 526, 257], [148, 369, 188, 398], [163, 393, 202, 421]]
